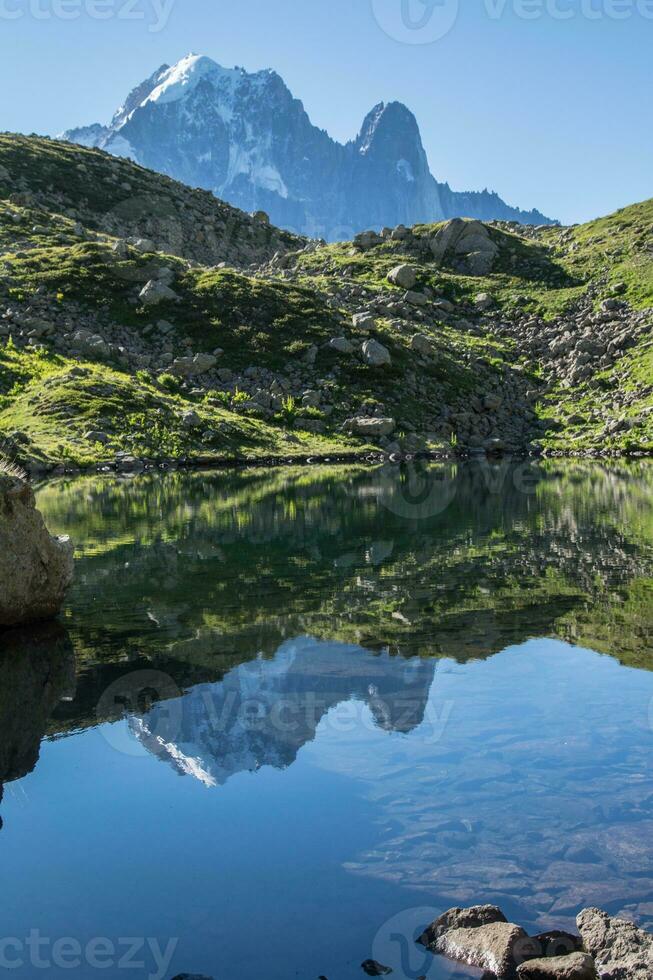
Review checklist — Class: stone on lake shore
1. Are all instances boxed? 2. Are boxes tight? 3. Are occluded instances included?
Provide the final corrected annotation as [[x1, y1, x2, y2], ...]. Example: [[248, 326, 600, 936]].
[[517, 951, 597, 979], [418, 905, 508, 948], [0, 473, 74, 627], [577, 907, 653, 979], [430, 921, 528, 976]]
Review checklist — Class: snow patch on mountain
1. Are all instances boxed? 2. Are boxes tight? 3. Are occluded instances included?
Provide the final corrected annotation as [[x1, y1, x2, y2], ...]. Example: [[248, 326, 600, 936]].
[[104, 134, 139, 162]]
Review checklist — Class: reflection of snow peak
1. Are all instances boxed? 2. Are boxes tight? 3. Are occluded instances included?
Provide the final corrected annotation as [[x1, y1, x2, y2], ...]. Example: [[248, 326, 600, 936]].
[[130, 638, 435, 788], [130, 716, 217, 788]]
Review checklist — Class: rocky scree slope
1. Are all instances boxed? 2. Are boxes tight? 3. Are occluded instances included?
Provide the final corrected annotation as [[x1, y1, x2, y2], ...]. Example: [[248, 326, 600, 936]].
[[0, 135, 652, 472], [63, 53, 554, 239]]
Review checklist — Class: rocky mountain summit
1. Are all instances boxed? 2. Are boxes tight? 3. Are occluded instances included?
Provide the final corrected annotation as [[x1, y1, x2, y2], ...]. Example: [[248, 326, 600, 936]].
[[63, 53, 554, 239]]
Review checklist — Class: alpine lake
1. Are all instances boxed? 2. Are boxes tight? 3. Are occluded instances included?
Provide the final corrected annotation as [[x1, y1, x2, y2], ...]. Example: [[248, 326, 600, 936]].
[[2, 458, 653, 979]]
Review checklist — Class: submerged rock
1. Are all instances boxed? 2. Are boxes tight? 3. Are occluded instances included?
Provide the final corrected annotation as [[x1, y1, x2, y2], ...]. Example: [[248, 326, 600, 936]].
[[170, 975, 215, 980], [0, 473, 74, 627], [361, 960, 393, 976], [577, 908, 653, 979]]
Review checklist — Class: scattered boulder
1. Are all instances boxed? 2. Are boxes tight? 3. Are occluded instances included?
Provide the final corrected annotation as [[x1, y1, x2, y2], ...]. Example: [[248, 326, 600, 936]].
[[181, 410, 202, 429], [387, 264, 418, 290], [344, 417, 396, 438], [330, 337, 355, 354], [353, 312, 376, 330], [516, 952, 597, 979], [139, 279, 179, 306], [130, 237, 156, 253], [475, 292, 494, 310], [577, 907, 653, 979], [84, 431, 110, 445], [411, 334, 434, 357], [0, 473, 74, 627], [362, 339, 391, 367], [404, 289, 428, 306], [171, 353, 217, 377], [354, 230, 382, 251], [430, 218, 499, 275]]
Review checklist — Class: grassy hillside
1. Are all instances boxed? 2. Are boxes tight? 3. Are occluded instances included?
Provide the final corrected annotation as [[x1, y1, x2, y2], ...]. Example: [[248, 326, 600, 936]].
[[0, 134, 652, 471]]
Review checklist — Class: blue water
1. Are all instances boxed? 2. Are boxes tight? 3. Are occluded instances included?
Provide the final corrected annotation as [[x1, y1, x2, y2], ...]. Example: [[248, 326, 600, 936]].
[[2, 462, 653, 979]]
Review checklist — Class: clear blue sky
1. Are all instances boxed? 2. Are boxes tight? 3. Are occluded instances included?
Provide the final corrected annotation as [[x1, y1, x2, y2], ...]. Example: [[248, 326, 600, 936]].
[[1, 0, 651, 224]]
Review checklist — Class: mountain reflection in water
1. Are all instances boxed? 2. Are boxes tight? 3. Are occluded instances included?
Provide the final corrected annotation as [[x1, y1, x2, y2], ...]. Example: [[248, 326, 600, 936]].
[[130, 639, 437, 787]]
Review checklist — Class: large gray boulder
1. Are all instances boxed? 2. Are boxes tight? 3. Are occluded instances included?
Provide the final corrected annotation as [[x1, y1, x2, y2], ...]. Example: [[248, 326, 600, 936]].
[[577, 908, 653, 979], [171, 353, 217, 377], [388, 264, 418, 289], [0, 474, 74, 627], [431, 921, 528, 976], [419, 905, 508, 948], [344, 417, 396, 438], [429, 218, 499, 275], [362, 339, 392, 367], [139, 279, 180, 305]]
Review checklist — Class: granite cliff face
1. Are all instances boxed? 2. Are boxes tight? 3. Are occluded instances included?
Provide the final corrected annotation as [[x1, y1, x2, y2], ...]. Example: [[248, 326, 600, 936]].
[[63, 54, 554, 240]]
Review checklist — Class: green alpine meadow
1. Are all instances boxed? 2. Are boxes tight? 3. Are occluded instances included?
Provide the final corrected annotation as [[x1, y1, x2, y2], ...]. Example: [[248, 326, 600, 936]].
[[1, 134, 651, 473]]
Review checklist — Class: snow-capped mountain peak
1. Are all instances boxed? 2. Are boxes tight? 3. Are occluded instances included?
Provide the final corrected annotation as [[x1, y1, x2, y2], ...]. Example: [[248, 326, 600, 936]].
[[62, 54, 554, 239], [144, 53, 234, 107]]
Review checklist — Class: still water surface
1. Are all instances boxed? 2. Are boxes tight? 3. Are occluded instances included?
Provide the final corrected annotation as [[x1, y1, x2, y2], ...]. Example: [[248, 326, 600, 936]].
[[2, 460, 653, 979]]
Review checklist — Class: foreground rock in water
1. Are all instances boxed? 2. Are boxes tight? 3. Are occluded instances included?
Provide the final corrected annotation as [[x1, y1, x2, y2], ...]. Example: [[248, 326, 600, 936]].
[[577, 908, 653, 979], [429, 921, 528, 976], [517, 952, 597, 979], [418, 905, 509, 947], [419, 902, 653, 977], [419, 905, 597, 978], [0, 473, 74, 627]]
